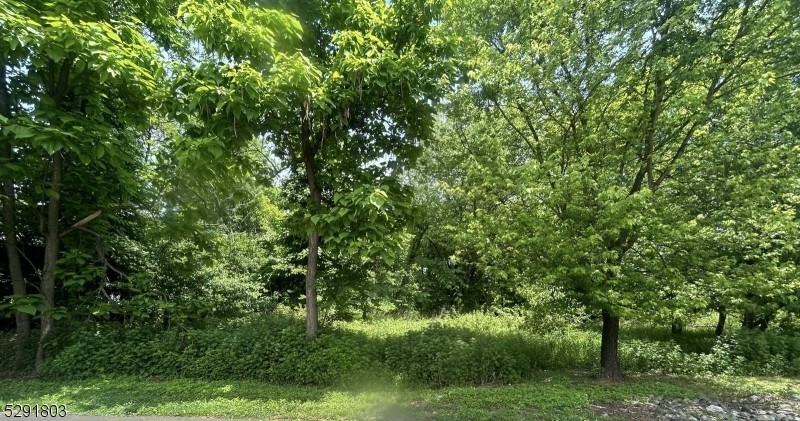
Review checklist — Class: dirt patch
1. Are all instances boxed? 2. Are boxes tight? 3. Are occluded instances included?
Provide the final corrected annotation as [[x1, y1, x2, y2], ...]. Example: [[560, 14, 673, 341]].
[[589, 401, 658, 421]]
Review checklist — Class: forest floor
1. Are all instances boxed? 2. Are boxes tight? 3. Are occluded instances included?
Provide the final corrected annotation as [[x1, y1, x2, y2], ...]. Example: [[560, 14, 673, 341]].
[[2, 372, 798, 421]]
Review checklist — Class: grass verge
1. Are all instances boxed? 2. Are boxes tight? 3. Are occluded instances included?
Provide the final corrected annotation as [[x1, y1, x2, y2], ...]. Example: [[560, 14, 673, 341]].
[[1, 372, 798, 421]]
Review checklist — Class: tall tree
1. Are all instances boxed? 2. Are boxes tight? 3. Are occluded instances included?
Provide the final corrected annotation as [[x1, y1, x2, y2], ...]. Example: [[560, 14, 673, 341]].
[[1, 0, 163, 365], [440, 0, 800, 378], [179, 0, 453, 336], [0, 2, 31, 358]]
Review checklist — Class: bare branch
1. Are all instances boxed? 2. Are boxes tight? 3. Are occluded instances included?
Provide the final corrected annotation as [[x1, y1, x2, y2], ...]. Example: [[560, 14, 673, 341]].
[[487, 96, 539, 158], [16, 246, 42, 281], [59, 210, 102, 238]]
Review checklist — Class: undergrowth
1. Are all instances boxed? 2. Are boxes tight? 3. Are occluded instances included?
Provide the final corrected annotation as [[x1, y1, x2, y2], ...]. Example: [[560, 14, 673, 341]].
[[2, 312, 799, 386]]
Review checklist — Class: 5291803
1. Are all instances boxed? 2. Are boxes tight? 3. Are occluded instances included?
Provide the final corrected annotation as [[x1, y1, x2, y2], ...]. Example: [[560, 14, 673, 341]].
[[4, 404, 67, 417]]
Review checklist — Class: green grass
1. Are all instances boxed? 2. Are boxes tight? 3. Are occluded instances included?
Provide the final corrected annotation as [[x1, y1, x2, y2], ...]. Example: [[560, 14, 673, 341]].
[[2, 372, 798, 421], [339, 313, 601, 372]]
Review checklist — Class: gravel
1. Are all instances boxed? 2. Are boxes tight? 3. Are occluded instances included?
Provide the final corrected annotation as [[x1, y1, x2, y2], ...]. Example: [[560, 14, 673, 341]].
[[592, 395, 800, 421]]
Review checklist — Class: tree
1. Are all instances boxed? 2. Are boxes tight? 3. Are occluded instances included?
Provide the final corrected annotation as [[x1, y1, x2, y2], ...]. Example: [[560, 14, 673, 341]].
[[180, 0, 453, 336], [0, 14, 30, 359], [440, 0, 800, 378], [1, 0, 164, 365]]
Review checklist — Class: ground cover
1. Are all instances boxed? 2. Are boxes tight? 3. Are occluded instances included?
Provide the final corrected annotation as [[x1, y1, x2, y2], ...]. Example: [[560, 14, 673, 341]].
[[2, 372, 799, 421]]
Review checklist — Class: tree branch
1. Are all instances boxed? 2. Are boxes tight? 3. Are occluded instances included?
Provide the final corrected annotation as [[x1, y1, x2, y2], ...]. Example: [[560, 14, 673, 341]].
[[59, 210, 101, 238]]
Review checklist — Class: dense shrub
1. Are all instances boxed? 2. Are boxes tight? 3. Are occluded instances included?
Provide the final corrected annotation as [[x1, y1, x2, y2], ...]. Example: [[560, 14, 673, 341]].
[[722, 330, 800, 376], [0, 330, 40, 376], [385, 324, 532, 387], [0, 332, 18, 374], [31, 313, 800, 387], [619, 331, 800, 376], [41, 316, 382, 385], [619, 339, 738, 375]]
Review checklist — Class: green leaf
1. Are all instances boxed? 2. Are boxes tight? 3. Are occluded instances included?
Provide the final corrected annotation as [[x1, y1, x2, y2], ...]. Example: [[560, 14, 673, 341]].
[[41, 140, 63, 155], [371, 195, 386, 208], [9, 125, 34, 138], [17, 304, 37, 315]]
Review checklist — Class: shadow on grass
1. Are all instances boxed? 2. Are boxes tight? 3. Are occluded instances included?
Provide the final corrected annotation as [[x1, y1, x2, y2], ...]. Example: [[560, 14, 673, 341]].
[[0, 378, 307, 412], [1, 372, 798, 421]]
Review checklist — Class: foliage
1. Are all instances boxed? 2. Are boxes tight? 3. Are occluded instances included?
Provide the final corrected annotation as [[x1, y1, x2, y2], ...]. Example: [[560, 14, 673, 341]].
[[416, 0, 800, 377], [2, 0, 800, 390], [26, 312, 800, 389], [385, 324, 531, 387], [40, 314, 383, 385], [3, 369, 800, 421]]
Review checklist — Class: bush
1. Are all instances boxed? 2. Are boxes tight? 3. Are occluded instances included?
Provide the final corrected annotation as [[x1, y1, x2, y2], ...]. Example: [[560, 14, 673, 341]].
[[0, 330, 42, 376], [721, 330, 800, 376], [33, 313, 800, 387], [618, 330, 800, 377], [0, 331, 19, 374], [41, 316, 382, 385], [619, 340, 726, 375], [385, 323, 532, 387]]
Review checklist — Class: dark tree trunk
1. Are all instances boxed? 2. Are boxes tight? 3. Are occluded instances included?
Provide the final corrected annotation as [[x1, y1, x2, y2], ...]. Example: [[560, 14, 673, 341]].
[[36, 151, 62, 368], [301, 101, 319, 338], [742, 309, 756, 330], [600, 309, 622, 380], [2, 173, 29, 360], [304, 227, 319, 337], [715, 308, 726, 336], [756, 313, 772, 331], [0, 60, 30, 362]]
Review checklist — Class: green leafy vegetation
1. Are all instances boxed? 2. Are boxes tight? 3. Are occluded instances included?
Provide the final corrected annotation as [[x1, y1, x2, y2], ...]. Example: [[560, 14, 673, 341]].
[[2, 0, 800, 418], [1, 372, 799, 421], [3, 313, 799, 388]]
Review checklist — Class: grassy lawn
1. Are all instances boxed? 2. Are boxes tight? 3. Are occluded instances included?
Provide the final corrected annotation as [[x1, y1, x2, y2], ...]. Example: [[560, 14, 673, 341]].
[[2, 372, 798, 421]]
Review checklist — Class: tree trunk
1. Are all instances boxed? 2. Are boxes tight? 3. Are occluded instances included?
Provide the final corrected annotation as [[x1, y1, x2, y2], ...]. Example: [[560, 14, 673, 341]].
[[715, 308, 726, 336], [0, 60, 30, 361], [2, 174, 29, 361], [600, 309, 622, 380], [671, 319, 683, 334], [301, 101, 319, 338], [304, 226, 320, 337], [756, 313, 772, 331], [742, 309, 756, 330], [36, 151, 63, 368]]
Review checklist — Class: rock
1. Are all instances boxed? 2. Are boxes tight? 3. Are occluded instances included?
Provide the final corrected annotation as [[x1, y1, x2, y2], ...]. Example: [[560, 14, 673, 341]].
[[592, 392, 799, 421]]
